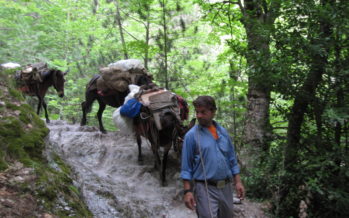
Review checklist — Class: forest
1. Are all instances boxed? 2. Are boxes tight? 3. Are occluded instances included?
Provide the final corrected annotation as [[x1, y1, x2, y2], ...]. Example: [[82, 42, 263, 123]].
[[1, 0, 348, 217]]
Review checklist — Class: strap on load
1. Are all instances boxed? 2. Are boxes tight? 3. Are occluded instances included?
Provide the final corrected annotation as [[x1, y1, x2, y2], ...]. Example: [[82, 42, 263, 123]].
[[139, 89, 181, 130], [99, 59, 150, 93], [20, 62, 48, 83]]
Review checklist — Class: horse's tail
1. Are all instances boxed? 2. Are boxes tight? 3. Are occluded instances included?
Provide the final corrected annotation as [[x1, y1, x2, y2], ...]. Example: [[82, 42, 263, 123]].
[[160, 110, 178, 129], [86, 74, 100, 90], [81, 101, 92, 113], [83, 74, 100, 113]]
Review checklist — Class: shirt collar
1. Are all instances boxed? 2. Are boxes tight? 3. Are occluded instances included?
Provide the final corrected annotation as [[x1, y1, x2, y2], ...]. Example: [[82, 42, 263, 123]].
[[197, 120, 219, 130]]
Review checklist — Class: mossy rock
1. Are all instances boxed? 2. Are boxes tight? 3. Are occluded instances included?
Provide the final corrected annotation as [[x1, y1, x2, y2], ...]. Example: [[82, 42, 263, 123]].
[[0, 67, 92, 217]]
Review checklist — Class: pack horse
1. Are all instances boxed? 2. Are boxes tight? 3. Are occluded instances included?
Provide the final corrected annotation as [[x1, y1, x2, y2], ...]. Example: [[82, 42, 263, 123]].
[[16, 62, 67, 123], [80, 59, 153, 133], [119, 89, 191, 186]]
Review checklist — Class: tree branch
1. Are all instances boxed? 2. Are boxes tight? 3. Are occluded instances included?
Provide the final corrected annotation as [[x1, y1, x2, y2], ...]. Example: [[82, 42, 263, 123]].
[[121, 26, 139, 41], [119, 8, 149, 29]]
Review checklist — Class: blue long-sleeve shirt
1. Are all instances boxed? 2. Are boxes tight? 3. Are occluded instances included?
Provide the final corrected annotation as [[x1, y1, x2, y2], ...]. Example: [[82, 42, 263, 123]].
[[181, 122, 240, 181]]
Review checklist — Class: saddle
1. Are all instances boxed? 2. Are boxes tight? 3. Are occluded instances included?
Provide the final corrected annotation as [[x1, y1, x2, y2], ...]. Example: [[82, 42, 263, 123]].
[[138, 89, 181, 130], [19, 62, 48, 83], [16, 62, 50, 95]]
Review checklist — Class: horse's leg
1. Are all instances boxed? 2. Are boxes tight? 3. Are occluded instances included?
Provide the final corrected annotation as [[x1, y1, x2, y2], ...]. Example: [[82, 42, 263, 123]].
[[153, 148, 161, 171], [36, 96, 42, 115], [81, 91, 96, 126], [136, 133, 144, 164], [96, 100, 107, 133], [80, 101, 87, 126], [42, 98, 50, 123], [161, 146, 170, 186], [149, 127, 161, 170]]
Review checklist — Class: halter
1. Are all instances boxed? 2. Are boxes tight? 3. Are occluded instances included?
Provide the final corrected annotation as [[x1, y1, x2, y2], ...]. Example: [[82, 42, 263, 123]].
[[51, 70, 58, 90], [51, 70, 64, 95]]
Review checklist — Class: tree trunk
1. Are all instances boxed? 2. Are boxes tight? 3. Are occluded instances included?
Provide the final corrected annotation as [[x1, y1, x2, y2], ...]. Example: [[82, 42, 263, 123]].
[[114, 0, 128, 59], [284, 3, 331, 173], [161, 0, 169, 89], [279, 0, 332, 215], [144, 17, 150, 69], [239, 0, 280, 167]]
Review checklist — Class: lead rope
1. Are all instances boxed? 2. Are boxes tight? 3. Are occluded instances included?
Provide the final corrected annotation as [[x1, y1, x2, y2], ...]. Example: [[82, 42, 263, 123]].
[[195, 127, 214, 218]]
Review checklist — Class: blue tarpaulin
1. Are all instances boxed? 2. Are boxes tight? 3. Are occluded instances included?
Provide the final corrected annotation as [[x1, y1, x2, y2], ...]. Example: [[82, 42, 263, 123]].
[[120, 98, 142, 118]]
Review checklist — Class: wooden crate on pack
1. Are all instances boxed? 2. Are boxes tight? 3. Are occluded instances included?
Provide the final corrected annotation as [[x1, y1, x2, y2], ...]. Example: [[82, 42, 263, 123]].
[[140, 90, 180, 130]]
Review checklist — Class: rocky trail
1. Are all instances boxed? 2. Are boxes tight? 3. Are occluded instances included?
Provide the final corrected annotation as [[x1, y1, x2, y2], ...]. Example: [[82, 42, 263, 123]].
[[42, 120, 268, 218]]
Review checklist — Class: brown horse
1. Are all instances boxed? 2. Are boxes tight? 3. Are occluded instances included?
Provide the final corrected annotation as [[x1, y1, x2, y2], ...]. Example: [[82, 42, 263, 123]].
[[17, 69, 67, 123], [133, 101, 194, 186], [80, 74, 153, 133]]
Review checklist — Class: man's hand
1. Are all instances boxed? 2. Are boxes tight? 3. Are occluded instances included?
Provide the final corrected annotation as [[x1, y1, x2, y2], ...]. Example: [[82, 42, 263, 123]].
[[184, 192, 196, 210], [233, 174, 245, 200], [235, 181, 245, 200]]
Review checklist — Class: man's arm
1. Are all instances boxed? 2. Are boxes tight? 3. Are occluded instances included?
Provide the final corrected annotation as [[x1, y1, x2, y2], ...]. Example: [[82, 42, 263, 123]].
[[233, 174, 245, 200], [181, 129, 197, 210], [183, 180, 196, 210]]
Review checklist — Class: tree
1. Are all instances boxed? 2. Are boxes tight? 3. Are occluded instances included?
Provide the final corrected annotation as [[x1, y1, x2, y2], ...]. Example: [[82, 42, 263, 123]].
[[113, 0, 129, 59], [237, 0, 281, 165], [273, 0, 349, 216], [195, 0, 281, 168]]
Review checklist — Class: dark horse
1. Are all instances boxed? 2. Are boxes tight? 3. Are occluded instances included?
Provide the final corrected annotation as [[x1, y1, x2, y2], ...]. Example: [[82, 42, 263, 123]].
[[134, 103, 194, 186], [17, 69, 67, 123], [80, 74, 153, 133]]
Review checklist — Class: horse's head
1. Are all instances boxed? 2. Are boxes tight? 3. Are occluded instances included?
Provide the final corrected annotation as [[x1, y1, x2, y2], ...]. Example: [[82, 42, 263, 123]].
[[52, 69, 67, 98], [175, 118, 196, 156], [135, 74, 155, 88]]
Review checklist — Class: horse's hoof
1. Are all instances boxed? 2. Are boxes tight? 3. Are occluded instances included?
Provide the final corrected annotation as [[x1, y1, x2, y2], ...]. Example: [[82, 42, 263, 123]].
[[46, 120, 50, 123], [161, 181, 168, 187], [138, 158, 144, 165], [101, 130, 107, 134]]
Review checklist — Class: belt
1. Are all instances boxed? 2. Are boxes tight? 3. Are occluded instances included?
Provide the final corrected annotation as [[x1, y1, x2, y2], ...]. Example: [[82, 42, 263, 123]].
[[195, 178, 232, 188]]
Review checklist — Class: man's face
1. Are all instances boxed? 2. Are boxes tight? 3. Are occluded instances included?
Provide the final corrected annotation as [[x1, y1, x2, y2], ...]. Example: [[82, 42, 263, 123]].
[[195, 106, 215, 127]]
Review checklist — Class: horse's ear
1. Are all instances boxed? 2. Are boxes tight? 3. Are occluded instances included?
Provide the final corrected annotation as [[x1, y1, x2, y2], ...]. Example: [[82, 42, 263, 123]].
[[188, 118, 196, 129], [63, 69, 69, 75]]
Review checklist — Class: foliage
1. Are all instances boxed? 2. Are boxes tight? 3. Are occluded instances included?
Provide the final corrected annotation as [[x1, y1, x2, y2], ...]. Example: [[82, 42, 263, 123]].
[[1, 0, 349, 217], [270, 1, 349, 217]]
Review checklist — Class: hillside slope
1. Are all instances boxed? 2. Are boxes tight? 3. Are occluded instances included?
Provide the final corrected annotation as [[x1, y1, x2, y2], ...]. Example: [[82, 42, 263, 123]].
[[0, 69, 91, 217]]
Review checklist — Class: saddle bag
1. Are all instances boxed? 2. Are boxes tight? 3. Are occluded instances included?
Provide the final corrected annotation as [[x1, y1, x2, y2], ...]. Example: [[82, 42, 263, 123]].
[[99, 59, 150, 93], [99, 67, 131, 92], [139, 90, 180, 130], [20, 62, 47, 83], [120, 98, 142, 118]]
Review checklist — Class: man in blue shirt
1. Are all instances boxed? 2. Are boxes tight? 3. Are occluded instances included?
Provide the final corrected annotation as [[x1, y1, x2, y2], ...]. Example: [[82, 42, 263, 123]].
[[181, 96, 245, 218]]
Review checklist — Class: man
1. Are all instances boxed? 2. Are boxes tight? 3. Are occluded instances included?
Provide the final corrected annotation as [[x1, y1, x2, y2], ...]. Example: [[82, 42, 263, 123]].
[[181, 96, 245, 218]]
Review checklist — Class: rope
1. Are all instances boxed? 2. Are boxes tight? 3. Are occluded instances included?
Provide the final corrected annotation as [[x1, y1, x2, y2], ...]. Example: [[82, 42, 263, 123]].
[[140, 112, 151, 120], [195, 127, 214, 218], [142, 119, 153, 150], [172, 122, 179, 152]]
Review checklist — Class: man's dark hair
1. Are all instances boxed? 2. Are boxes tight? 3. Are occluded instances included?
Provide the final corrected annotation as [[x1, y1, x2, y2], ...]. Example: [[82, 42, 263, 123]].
[[193, 96, 217, 111]]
